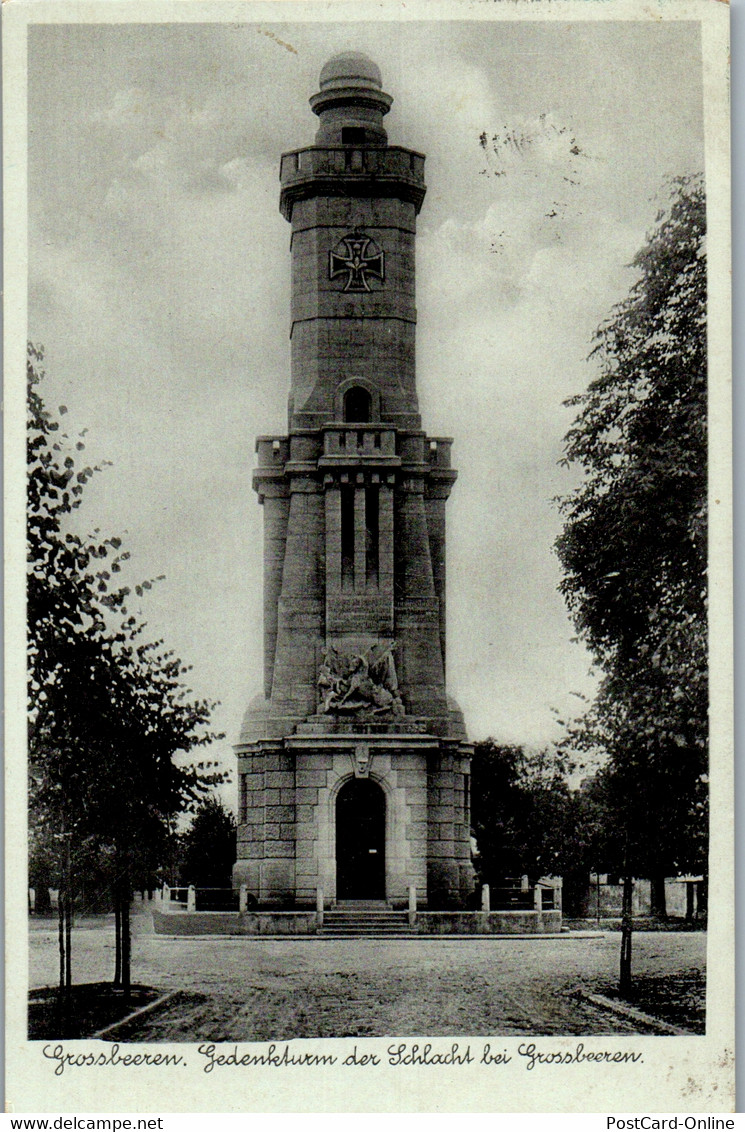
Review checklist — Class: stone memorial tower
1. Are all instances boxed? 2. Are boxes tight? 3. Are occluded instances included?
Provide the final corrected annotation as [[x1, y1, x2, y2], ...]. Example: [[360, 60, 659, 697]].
[[234, 52, 474, 909]]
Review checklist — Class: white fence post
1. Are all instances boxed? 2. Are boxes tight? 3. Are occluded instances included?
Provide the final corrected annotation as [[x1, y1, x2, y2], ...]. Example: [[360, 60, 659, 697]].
[[481, 883, 490, 913], [533, 884, 543, 912], [316, 886, 324, 929], [239, 885, 248, 913], [408, 885, 417, 927], [187, 885, 196, 912]]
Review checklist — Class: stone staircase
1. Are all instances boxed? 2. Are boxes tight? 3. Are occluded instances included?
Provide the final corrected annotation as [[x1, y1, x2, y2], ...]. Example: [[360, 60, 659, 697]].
[[319, 904, 412, 938]]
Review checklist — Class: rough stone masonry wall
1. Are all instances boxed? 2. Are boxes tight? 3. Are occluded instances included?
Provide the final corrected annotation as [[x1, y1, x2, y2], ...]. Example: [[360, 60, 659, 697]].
[[427, 748, 473, 907], [289, 195, 420, 428], [293, 750, 334, 904], [235, 746, 297, 904], [291, 748, 429, 907], [389, 752, 429, 905], [236, 741, 472, 909]]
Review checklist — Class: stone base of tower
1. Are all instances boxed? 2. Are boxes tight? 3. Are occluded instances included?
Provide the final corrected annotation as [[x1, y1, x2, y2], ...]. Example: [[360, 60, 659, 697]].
[[233, 726, 474, 910]]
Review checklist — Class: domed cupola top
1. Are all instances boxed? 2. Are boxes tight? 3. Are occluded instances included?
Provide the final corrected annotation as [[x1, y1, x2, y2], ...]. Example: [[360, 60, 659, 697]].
[[310, 52, 393, 146]]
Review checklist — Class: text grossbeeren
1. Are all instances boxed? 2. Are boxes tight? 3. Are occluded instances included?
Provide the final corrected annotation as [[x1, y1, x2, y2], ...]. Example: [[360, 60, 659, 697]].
[[42, 1044, 184, 1077], [518, 1043, 644, 1071]]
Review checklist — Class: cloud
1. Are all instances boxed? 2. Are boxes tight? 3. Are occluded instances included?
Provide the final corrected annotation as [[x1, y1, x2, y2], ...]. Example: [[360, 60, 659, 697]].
[[26, 21, 705, 769]]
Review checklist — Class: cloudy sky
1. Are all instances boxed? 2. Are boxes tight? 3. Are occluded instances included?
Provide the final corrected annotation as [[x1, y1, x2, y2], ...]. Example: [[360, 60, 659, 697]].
[[27, 14, 705, 804]]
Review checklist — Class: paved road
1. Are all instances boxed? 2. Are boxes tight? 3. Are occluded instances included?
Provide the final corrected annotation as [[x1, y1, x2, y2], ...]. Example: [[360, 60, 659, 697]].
[[29, 916, 705, 1040]]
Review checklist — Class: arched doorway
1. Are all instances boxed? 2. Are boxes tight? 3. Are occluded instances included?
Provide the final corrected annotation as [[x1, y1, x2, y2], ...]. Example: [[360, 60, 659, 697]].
[[336, 778, 386, 900]]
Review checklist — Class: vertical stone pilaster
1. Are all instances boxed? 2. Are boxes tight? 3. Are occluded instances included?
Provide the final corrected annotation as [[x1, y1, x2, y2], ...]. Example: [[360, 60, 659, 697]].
[[395, 476, 436, 599], [325, 480, 341, 597], [425, 493, 447, 678], [263, 493, 290, 698], [354, 480, 366, 592], [271, 481, 325, 720], [379, 480, 394, 600], [394, 476, 448, 721]]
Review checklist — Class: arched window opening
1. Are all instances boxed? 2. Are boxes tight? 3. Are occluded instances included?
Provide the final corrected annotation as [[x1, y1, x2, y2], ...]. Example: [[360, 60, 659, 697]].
[[344, 386, 372, 423]]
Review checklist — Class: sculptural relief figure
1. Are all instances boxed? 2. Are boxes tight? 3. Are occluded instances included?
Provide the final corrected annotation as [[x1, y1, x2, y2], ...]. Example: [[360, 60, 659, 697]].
[[317, 652, 345, 714], [317, 641, 405, 717]]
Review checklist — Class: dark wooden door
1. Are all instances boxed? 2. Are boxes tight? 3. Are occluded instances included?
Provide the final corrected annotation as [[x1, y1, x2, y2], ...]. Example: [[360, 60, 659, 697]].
[[336, 778, 386, 900]]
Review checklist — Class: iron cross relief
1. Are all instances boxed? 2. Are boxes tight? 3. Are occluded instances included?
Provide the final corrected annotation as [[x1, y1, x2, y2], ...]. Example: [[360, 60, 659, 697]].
[[329, 229, 385, 293]]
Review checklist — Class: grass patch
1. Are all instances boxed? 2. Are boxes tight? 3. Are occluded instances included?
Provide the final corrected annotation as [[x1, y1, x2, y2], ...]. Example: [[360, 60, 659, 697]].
[[603, 969, 706, 1033], [29, 983, 162, 1040]]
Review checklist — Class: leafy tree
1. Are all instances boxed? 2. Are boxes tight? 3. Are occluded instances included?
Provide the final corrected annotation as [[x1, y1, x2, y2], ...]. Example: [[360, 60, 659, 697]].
[[28, 342, 123, 989], [28, 345, 224, 995], [179, 796, 237, 889], [555, 175, 707, 984], [471, 740, 577, 887], [39, 620, 224, 990]]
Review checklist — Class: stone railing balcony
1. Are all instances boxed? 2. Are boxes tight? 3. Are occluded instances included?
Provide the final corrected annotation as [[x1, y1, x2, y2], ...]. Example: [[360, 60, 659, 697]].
[[281, 145, 425, 181], [319, 425, 399, 466], [280, 146, 426, 218]]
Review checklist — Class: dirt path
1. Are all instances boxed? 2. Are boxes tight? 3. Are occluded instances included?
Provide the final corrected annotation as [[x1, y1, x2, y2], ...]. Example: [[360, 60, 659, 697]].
[[29, 920, 705, 1040]]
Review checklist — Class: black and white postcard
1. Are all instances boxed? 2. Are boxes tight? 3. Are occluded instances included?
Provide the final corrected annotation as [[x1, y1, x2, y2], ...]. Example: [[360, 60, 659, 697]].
[[4, 0, 734, 1113]]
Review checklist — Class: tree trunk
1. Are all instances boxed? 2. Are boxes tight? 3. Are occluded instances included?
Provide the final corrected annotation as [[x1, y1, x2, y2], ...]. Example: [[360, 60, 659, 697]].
[[117, 843, 133, 997], [619, 873, 633, 996], [649, 873, 667, 919], [64, 892, 72, 989], [64, 834, 73, 990], [113, 899, 122, 988], [57, 889, 65, 993], [121, 891, 131, 996], [595, 868, 601, 924]]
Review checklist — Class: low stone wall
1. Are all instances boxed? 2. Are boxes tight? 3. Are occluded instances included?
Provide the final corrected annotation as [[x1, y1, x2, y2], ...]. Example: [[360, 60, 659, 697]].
[[413, 911, 561, 935], [152, 909, 561, 936], [152, 910, 317, 936]]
